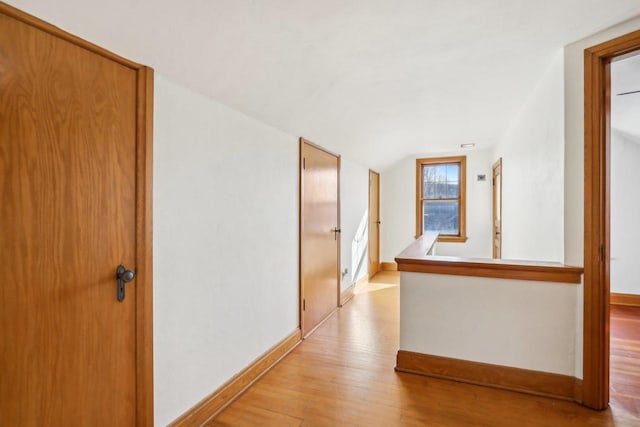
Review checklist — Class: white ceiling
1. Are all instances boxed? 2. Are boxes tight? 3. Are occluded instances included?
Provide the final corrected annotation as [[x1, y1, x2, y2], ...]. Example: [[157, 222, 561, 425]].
[[10, 0, 640, 169], [612, 52, 640, 139]]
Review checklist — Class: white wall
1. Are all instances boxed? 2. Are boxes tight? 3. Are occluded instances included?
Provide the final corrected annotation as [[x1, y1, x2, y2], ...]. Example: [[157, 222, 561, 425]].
[[564, 16, 640, 378], [380, 149, 493, 262], [611, 129, 640, 295], [153, 75, 299, 425], [153, 75, 372, 424], [340, 158, 369, 291], [492, 51, 565, 262], [400, 272, 578, 376]]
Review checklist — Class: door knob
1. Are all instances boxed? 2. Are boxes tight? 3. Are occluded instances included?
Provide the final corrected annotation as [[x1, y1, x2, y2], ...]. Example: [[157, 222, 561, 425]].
[[116, 264, 135, 302]]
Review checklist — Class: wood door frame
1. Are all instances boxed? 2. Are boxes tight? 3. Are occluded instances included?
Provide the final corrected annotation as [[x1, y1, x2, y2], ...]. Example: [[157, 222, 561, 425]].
[[0, 4, 155, 425], [492, 158, 502, 259], [299, 137, 341, 337], [368, 169, 380, 279], [583, 29, 640, 410]]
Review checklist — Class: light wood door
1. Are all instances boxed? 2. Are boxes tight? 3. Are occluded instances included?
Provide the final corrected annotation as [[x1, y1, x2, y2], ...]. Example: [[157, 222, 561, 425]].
[[300, 139, 340, 337], [368, 170, 380, 278], [0, 7, 152, 425], [492, 158, 502, 259]]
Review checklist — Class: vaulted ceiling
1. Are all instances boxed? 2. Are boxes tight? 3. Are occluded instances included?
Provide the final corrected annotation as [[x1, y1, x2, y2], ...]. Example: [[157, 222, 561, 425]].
[[11, 0, 640, 169]]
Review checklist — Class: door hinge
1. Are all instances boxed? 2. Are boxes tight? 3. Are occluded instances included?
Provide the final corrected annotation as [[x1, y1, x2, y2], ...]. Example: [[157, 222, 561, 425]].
[[303, 299, 306, 311], [303, 157, 306, 170], [599, 244, 605, 262]]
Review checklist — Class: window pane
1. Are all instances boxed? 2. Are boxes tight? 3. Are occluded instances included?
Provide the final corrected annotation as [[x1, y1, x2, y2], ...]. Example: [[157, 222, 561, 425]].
[[423, 201, 459, 235], [424, 182, 435, 198], [445, 163, 459, 198], [423, 163, 460, 200], [423, 165, 437, 183], [423, 166, 434, 198], [446, 181, 459, 198], [436, 180, 447, 198], [446, 164, 459, 183]]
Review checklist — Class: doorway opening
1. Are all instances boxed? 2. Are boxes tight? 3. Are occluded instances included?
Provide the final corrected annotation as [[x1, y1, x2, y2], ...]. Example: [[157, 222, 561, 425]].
[[608, 49, 640, 413], [583, 29, 640, 410]]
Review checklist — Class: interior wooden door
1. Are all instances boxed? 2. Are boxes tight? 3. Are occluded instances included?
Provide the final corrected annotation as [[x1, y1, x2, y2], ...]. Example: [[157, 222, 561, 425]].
[[0, 6, 153, 426], [300, 139, 340, 337], [368, 170, 380, 278], [492, 158, 502, 259]]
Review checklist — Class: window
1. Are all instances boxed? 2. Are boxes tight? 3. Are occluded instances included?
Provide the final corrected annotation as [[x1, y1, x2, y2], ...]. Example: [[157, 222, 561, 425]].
[[416, 156, 467, 242]]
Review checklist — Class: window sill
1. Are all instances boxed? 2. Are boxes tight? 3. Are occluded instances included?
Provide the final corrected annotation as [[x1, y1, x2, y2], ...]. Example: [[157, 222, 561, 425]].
[[437, 235, 467, 243], [414, 234, 468, 243]]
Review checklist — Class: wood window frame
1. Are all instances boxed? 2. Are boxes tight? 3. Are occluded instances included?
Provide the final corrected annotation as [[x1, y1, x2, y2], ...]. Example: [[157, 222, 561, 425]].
[[415, 156, 467, 243], [583, 29, 640, 410]]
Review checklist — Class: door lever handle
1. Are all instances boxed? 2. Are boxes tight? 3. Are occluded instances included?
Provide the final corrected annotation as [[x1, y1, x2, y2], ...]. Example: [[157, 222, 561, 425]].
[[332, 228, 341, 240], [116, 264, 135, 302]]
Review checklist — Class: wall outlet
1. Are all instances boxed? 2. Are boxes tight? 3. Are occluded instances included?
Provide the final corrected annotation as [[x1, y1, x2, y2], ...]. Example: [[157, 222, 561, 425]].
[[477, 174, 487, 182]]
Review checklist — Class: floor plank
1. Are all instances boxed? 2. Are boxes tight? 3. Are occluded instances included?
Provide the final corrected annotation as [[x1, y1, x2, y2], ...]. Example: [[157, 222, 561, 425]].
[[210, 273, 640, 426], [610, 304, 640, 422], [206, 401, 302, 427]]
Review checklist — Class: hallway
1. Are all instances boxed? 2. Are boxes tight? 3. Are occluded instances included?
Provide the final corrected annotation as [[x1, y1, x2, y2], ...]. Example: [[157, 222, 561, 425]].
[[208, 273, 638, 426]]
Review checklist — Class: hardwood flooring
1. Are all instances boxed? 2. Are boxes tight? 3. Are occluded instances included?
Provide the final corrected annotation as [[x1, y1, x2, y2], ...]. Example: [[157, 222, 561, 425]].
[[610, 304, 640, 421], [209, 272, 640, 426]]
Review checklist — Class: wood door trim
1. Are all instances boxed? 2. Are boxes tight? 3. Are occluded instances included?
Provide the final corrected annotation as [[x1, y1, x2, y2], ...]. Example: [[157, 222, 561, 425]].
[[337, 155, 342, 309], [396, 351, 581, 402], [368, 169, 380, 279], [299, 137, 341, 337], [492, 158, 502, 259], [583, 28, 640, 410], [135, 66, 155, 427], [299, 139, 303, 335], [0, 4, 155, 424], [0, 2, 145, 71], [299, 137, 341, 158], [170, 329, 302, 426]]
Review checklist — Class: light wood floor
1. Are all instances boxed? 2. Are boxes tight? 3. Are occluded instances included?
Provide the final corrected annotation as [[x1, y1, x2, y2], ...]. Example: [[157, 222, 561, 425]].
[[209, 272, 640, 426]]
